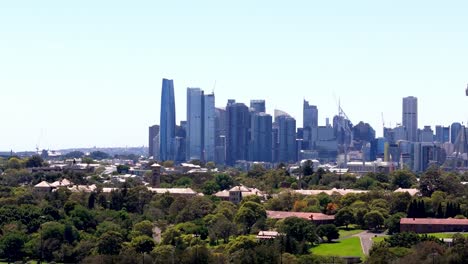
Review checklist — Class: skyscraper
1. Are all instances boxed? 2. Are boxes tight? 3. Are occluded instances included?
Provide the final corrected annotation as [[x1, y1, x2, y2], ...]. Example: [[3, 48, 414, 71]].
[[160, 78, 176, 161], [204, 93, 216, 162], [250, 100, 266, 113], [435, 125, 449, 143], [402, 96, 418, 142], [275, 110, 297, 163], [250, 112, 272, 162], [187, 88, 204, 161], [186, 88, 215, 162], [226, 101, 250, 165], [303, 100, 318, 129], [451, 122, 462, 144], [215, 108, 227, 165], [148, 125, 160, 158], [303, 100, 318, 151]]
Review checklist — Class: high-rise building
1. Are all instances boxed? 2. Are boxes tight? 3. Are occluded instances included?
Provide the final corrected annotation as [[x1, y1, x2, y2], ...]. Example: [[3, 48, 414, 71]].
[[435, 125, 450, 143], [250, 100, 266, 113], [204, 93, 215, 162], [402, 96, 418, 142], [419, 126, 434, 143], [275, 110, 297, 163], [303, 100, 318, 151], [160, 78, 176, 161], [148, 125, 160, 158], [250, 112, 272, 162], [303, 100, 318, 129], [186, 88, 216, 162], [215, 108, 227, 165], [226, 101, 250, 165], [187, 88, 204, 161], [353, 121, 376, 143], [451, 122, 462, 144]]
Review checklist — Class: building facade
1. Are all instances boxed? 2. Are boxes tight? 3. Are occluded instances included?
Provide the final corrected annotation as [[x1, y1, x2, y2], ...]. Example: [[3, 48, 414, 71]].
[[403, 96, 418, 142], [226, 101, 250, 165], [148, 125, 159, 158], [160, 78, 176, 161]]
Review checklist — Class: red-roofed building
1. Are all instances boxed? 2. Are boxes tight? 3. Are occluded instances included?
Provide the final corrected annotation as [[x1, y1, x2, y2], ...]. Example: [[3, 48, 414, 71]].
[[400, 218, 468, 233], [266, 211, 335, 225]]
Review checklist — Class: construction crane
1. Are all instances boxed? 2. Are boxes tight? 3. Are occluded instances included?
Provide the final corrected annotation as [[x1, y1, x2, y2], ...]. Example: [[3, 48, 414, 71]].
[[466, 83, 468, 96]]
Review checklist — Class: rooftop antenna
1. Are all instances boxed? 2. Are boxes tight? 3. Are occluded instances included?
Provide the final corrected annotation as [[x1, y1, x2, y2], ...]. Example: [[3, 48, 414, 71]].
[[212, 80, 217, 94]]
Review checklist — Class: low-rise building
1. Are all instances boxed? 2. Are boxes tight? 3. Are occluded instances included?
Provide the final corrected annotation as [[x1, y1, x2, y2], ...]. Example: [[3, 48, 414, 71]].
[[394, 188, 420, 196], [266, 210, 335, 225], [214, 185, 264, 204], [294, 188, 368, 196], [400, 218, 468, 233]]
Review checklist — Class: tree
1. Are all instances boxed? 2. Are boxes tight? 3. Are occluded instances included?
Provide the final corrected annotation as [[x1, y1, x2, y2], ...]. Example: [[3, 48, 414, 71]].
[[277, 217, 317, 254], [0, 232, 26, 262], [302, 160, 314, 176], [131, 235, 155, 254], [116, 164, 130, 174], [391, 170, 417, 188], [202, 180, 220, 195], [97, 231, 123, 255], [132, 220, 154, 238], [6, 157, 23, 170], [235, 201, 266, 234], [385, 213, 405, 235], [209, 214, 237, 243], [317, 224, 339, 242], [89, 151, 110, 160], [87, 192, 96, 209], [419, 166, 442, 197], [215, 174, 234, 190], [335, 207, 355, 229], [364, 211, 384, 231], [25, 155, 44, 168]]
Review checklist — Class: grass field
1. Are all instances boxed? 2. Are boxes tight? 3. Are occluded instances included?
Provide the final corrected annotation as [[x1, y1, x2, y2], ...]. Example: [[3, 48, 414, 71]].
[[311, 237, 364, 258], [372, 236, 388, 243], [338, 228, 364, 238]]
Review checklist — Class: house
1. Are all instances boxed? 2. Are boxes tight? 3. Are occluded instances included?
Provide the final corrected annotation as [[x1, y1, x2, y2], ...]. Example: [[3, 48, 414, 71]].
[[214, 185, 265, 204], [147, 187, 200, 197], [256, 231, 281, 240], [394, 188, 420, 196], [34, 181, 53, 192], [294, 188, 369, 196], [400, 218, 468, 233], [266, 210, 335, 225]]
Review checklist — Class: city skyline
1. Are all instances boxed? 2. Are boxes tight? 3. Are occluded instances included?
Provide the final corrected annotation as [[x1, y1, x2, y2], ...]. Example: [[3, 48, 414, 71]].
[[1, 1, 468, 151]]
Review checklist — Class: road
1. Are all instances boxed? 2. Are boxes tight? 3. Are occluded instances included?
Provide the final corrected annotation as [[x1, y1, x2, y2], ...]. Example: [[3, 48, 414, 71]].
[[353, 231, 387, 255]]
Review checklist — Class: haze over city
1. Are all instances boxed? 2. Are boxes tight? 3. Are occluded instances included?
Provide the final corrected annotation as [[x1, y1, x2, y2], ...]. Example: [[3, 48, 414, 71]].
[[1, 0, 467, 151]]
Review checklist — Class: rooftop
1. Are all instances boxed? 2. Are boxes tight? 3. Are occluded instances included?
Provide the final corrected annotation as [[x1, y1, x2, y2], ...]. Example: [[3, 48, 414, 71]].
[[400, 218, 468, 225], [266, 210, 335, 221]]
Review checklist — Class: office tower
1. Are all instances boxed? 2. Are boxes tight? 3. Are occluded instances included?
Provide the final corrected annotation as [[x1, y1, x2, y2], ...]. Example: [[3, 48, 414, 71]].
[[148, 125, 160, 158], [303, 100, 318, 151], [435, 125, 450, 143], [275, 110, 297, 163], [250, 100, 266, 113], [215, 108, 227, 165], [419, 126, 434, 143], [204, 93, 215, 162], [402, 96, 418, 142], [226, 101, 250, 165], [353, 121, 376, 143], [303, 100, 318, 129], [250, 112, 273, 162], [187, 88, 204, 161], [451, 122, 462, 144], [160, 78, 176, 161], [186, 88, 216, 162]]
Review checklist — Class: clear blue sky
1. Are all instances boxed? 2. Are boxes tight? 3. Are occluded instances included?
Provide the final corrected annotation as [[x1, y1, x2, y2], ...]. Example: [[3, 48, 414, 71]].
[[1, 0, 467, 151]]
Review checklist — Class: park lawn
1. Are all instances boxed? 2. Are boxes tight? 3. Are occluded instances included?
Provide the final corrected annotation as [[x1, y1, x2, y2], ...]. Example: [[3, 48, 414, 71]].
[[311, 237, 364, 258], [372, 236, 388, 243], [338, 228, 364, 238]]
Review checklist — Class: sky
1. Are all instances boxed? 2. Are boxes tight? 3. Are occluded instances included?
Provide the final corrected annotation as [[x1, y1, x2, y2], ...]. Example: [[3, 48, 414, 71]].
[[1, 0, 467, 151]]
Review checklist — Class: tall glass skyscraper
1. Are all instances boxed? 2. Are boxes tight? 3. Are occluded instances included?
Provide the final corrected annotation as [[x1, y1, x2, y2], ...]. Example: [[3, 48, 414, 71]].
[[303, 100, 318, 129], [250, 100, 266, 113], [275, 110, 297, 163], [402, 96, 418, 142], [226, 101, 249, 165], [187, 88, 204, 161], [186, 88, 215, 162], [451, 122, 462, 144], [250, 112, 272, 162], [160, 78, 176, 161], [204, 93, 216, 162]]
